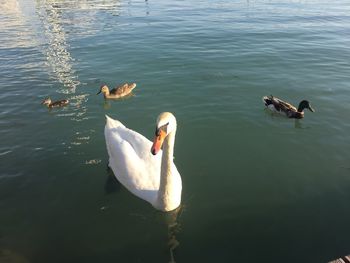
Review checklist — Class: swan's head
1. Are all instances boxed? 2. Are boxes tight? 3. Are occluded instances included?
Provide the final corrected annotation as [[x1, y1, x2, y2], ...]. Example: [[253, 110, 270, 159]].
[[151, 112, 177, 155]]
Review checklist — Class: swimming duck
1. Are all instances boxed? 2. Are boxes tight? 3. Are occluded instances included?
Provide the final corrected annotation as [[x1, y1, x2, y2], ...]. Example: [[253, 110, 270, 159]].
[[262, 95, 315, 119], [97, 83, 136, 99], [104, 112, 182, 212], [41, 97, 69, 108]]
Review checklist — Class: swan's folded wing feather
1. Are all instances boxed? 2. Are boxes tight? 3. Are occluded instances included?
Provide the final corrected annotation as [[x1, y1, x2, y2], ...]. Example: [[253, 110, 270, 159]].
[[104, 125, 162, 204]]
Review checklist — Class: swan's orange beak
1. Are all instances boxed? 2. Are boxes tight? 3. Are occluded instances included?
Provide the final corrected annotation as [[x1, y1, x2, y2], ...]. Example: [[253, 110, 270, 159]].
[[151, 129, 166, 155]]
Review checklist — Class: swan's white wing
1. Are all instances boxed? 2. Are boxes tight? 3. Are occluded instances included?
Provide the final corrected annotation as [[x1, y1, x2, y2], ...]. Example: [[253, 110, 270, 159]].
[[104, 116, 162, 205]]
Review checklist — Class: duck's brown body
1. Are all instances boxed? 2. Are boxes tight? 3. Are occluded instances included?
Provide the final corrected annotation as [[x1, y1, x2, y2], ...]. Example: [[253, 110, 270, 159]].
[[42, 98, 69, 108], [97, 83, 136, 99]]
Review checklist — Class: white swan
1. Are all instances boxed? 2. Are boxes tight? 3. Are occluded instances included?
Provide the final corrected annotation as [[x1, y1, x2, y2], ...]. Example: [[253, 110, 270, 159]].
[[104, 112, 182, 212]]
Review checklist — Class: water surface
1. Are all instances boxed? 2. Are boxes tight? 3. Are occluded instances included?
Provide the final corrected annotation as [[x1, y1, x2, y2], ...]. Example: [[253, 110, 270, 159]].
[[1, 0, 350, 262]]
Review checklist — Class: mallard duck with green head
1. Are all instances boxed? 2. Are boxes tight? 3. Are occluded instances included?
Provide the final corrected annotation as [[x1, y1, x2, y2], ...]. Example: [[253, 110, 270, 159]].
[[262, 95, 315, 119]]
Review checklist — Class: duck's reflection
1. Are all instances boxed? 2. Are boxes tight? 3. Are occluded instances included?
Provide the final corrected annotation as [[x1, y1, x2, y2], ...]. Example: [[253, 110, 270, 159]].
[[294, 119, 311, 129], [294, 119, 302, 129], [103, 100, 112, 110]]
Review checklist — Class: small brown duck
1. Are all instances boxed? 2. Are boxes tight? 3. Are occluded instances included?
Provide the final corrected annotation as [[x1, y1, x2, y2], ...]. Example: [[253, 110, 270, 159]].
[[262, 95, 315, 119], [41, 97, 69, 108], [97, 83, 136, 99]]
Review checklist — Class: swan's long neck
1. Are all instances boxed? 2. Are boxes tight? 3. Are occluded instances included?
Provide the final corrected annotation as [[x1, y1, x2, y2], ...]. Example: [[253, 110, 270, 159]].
[[157, 129, 177, 211]]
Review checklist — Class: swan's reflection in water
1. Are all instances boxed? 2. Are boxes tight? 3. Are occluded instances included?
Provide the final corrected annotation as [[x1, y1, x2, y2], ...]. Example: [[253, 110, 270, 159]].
[[145, 205, 184, 263], [165, 206, 183, 263], [106, 173, 184, 262]]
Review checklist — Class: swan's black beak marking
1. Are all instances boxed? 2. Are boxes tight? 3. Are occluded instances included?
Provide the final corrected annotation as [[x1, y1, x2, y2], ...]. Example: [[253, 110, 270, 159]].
[[155, 122, 169, 136], [155, 127, 160, 136], [151, 148, 157, 155], [151, 122, 169, 155]]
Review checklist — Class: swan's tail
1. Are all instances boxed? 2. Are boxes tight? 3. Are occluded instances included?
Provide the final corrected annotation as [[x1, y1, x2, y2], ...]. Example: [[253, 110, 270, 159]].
[[105, 115, 125, 129]]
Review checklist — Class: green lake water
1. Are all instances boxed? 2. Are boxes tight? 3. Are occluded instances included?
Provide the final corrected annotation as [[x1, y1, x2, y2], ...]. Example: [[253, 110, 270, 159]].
[[1, 0, 350, 262]]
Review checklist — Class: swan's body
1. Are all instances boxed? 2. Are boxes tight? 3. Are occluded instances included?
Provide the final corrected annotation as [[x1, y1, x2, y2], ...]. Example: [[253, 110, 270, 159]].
[[104, 113, 182, 212], [41, 97, 69, 108], [262, 95, 315, 119], [97, 83, 136, 99]]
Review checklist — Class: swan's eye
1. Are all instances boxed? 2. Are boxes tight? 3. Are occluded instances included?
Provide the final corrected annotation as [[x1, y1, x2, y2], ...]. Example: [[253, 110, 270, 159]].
[[155, 122, 169, 136], [155, 128, 160, 136]]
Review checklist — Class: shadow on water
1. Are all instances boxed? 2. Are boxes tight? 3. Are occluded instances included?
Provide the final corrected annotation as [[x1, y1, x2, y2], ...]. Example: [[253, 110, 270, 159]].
[[104, 165, 121, 194]]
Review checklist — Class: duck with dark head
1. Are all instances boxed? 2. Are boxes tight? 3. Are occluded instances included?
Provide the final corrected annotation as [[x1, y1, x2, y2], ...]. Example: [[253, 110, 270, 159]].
[[262, 95, 315, 119]]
